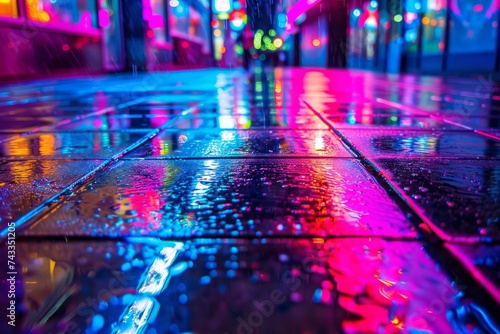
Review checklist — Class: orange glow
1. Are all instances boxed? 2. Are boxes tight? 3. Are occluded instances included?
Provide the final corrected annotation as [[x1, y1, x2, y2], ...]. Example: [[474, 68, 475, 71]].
[[312, 39, 321, 47], [274, 81, 282, 93], [422, 17, 430, 25], [214, 29, 221, 37], [273, 38, 283, 48], [4, 137, 30, 156], [39, 134, 55, 156], [391, 316, 404, 329], [430, 19, 437, 26], [0, 0, 18, 17], [220, 46, 227, 53], [26, 0, 50, 22], [313, 238, 324, 244]]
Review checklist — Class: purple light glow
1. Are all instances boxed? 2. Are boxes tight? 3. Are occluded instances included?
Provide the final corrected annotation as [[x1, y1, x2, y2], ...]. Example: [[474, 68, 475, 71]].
[[286, 0, 322, 32], [98, 9, 110, 28]]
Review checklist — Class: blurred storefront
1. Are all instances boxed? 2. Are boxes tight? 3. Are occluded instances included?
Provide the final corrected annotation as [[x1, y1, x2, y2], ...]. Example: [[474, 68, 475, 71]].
[[347, 0, 500, 74], [0, 0, 213, 80], [284, 0, 347, 68], [168, 0, 211, 67], [0, 0, 104, 79], [122, 0, 212, 71]]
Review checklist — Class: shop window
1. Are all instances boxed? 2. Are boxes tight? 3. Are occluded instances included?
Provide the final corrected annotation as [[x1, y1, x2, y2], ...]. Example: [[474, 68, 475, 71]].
[[348, 1, 379, 62], [145, 0, 167, 44], [170, 0, 190, 36], [25, 0, 97, 28], [404, 0, 422, 53], [421, 0, 446, 54], [0, 0, 18, 18], [169, 0, 210, 52]]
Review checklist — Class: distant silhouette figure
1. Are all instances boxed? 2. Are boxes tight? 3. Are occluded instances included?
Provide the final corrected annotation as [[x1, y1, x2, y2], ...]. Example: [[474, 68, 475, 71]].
[[241, 25, 254, 70]]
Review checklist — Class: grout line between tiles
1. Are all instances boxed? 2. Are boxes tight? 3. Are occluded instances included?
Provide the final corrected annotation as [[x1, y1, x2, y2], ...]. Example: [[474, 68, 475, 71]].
[[13, 234, 421, 243], [0, 92, 229, 239], [303, 99, 500, 311]]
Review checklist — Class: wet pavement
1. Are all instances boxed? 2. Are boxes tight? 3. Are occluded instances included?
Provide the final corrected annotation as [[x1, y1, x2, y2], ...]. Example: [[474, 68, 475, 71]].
[[0, 68, 499, 333]]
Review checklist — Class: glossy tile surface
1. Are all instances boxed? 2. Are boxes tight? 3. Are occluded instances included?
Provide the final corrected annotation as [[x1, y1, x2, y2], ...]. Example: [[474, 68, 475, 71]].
[[1, 68, 499, 333], [376, 158, 500, 241], [4, 238, 463, 334], [342, 129, 500, 159], [22, 159, 414, 238], [128, 129, 351, 158], [0, 160, 101, 221], [0, 132, 146, 159]]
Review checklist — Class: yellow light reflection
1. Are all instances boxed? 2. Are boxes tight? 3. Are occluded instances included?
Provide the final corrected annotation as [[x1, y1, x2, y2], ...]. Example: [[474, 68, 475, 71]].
[[0, 0, 18, 17], [4, 137, 31, 156], [39, 134, 55, 156], [10, 161, 34, 184], [26, 0, 50, 22], [49, 259, 56, 282], [391, 316, 404, 329]]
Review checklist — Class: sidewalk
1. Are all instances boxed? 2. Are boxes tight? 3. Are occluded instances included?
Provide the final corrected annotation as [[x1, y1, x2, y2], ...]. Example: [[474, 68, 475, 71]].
[[0, 68, 499, 333]]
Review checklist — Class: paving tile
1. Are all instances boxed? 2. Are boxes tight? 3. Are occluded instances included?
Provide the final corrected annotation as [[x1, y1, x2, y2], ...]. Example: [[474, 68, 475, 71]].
[[0, 132, 146, 159], [54, 115, 177, 131], [375, 158, 500, 241], [443, 115, 500, 130], [128, 102, 200, 113], [327, 115, 462, 130], [167, 113, 330, 130], [127, 129, 351, 158], [2, 238, 463, 334], [21, 159, 415, 238], [446, 243, 500, 290], [341, 129, 500, 159], [0, 160, 102, 221], [1, 69, 499, 333], [0, 117, 57, 132]]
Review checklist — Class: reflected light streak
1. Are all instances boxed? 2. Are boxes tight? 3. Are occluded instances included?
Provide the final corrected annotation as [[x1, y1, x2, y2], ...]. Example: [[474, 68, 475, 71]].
[[137, 258, 171, 295], [113, 297, 158, 334], [114, 242, 183, 334], [4, 137, 30, 156], [221, 131, 236, 141], [314, 135, 325, 151], [274, 68, 284, 126], [218, 116, 236, 128]]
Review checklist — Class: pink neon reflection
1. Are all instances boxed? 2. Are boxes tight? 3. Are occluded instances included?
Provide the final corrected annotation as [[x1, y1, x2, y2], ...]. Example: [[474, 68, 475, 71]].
[[98, 9, 110, 28], [286, 0, 321, 32]]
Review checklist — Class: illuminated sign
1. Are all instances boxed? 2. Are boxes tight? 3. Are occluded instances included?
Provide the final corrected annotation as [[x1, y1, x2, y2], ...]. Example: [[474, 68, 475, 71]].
[[286, 0, 322, 32], [213, 0, 232, 14], [229, 9, 247, 30]]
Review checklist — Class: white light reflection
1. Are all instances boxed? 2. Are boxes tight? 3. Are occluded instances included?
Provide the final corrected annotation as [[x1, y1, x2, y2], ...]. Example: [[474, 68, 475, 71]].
[[112, 241, 183, 334], [137, 258, 170, 295], [221, 131, 236, 141], [314, 135, 326, 151], [112, 297, 158, 334], [218, 115, 236, 128]]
